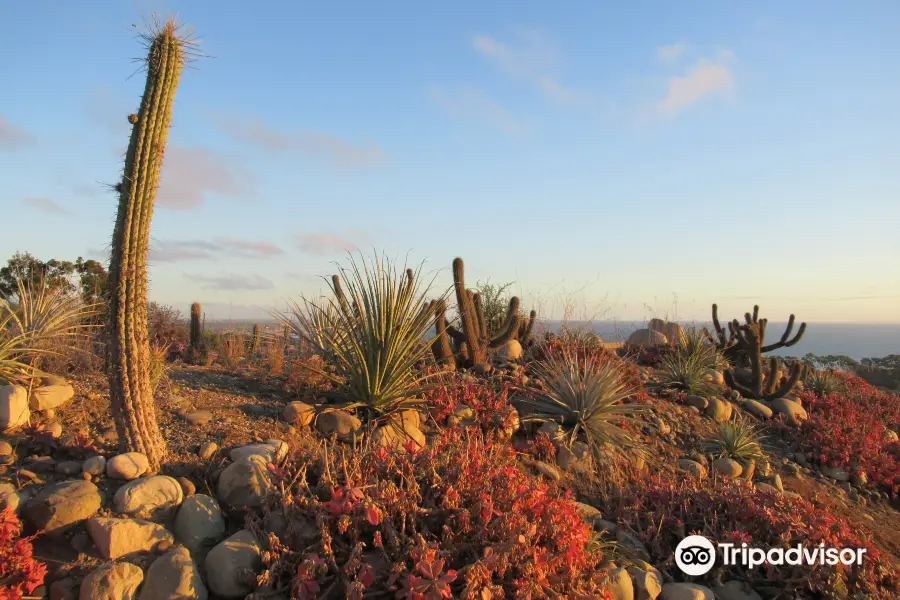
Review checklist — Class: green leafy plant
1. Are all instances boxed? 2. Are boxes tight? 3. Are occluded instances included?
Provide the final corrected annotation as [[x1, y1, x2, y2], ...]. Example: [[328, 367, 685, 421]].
[[473, 279, 515, 337], [677, 327, 728, 370], [804, 368, 845, 397], [651, 341, 719, 398], [282, 253, 446, 420], [703, 415, 769, 464], [520, 348, 644, 458]]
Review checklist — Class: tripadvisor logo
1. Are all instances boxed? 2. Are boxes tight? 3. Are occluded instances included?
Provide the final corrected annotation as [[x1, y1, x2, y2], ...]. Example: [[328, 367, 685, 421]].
[[675, 535, 867, 576]]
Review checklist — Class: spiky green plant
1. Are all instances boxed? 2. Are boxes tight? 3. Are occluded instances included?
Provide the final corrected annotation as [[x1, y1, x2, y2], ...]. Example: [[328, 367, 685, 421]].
[[0, 275, 98, 385], [281, 253, 447, 420], [677, 327, 729, 370], [105, 17, 193, 472], [702, 415, 769, 465], [804, 368, 844, 397], [652, 339, 720, 398], [520, 349, 645, 458]]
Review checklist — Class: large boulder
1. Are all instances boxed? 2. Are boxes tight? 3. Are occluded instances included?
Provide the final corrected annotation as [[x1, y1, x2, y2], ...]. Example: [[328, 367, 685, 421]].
[[229, 440, 288, 463], [217, 455, 274, 508], [86, 517, 173, 560], [139, 546, 208, 600], [648, 318, 685, 346], [29, 384, 75, 411], [114, 476, 184, 517], [174, 495, 227, 559], [24, 480, 101, 535], [605, 567, 634, 600], [627, 565, 663, 600], [107, 452, 150, 480], [0, 385, 30, 431], [742, 399, 773, 420], [627, 329, 668, 347], [204, 530, 262, 599], [770, 398, 807, 426], [79, 562, 143, 600], [316, 411, 362, 441]]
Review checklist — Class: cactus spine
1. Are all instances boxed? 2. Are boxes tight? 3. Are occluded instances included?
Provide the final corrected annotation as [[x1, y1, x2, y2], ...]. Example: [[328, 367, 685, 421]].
[[189, 302, 202, 349], [105, 19, 187, 472]]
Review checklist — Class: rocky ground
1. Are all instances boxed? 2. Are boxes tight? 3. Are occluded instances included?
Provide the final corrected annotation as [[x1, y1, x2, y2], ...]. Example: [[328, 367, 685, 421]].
[[1, 352, 899, 600]]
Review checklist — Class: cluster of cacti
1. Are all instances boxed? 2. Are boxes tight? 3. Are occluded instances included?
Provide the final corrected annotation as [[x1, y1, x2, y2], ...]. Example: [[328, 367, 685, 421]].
[[431, 257, 535, 368], [105, 19, 187, 472], [708, 303, 806, 368], [189, 302, 202, 349], [723, 320, 806, 401]]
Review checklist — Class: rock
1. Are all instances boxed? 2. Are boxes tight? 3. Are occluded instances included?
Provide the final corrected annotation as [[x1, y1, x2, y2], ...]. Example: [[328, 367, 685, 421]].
[[627, 328, 668, 347], [29, 384, 75, 411], [174, 494, 227, 559], [713, 581, 763, 600], [0, 482, 24, 513], [684, 395, 708, 410], [677, 459, 706, 480], [371, 421, 426, 450], [45, 420, 63, 438], [0, 439, 13, 457], [79, 562, 144, 600], [628, 567, 663, 600], [50, 577, 76, 600], [114, 476, 184, 516], [754, 482, 780, 495], [40, 374, 68, 386], [448, 405, 475, 428], [772, 473, 784, 492], [605, 567, 634, 600], [821, 465, 850, 482], [705, 397, 733, 422], [794, 452, 807, 466], [742, 399, 773, 419], [530, 461, 561, 481], [198, 442, 218, 460], [713, 457, 743, 478], [230, 440, 289, 464], [770, 398, 807, 426], [107, 452, 150, 480], [495, 340, 523, 363], [204, 530, 262, 599], [649, 318, 684, 346], [851, 471, 867, 486], [183, 410, 213, 426], [885, 429, 899, 444], [176, 477, 196, 496], [217, 455, 274, 508], [653, 417, 671, 436], [282, 401, 314, 426], [557, 443, 590, 470], [0, 385, 30, 431], [86, 517, 174, 559], [660, 583, 714, 600], [704, 369, 725, 386], [615, 527, 650, 560], [575, 502, 602, 520], [24, 480, 101, 535], [83, 456, 107, 476], [139, 546, 208, 600], [315, 411, 362, 441]]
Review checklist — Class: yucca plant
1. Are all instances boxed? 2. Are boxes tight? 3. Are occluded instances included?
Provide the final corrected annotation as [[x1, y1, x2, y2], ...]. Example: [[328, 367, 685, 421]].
[[678, 327, 729, 371], [520, 349, 645, 459], [0, 275, 99, 385], [804, 368, 844, 397], [281, 253, 447, 421], [702, 415, 769, 464], [651, 342, 720, 398]]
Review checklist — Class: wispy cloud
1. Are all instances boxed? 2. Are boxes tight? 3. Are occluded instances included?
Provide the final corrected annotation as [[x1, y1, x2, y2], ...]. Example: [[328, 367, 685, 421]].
[[428, 86, 526, 135], [0, 115, 34, 149], [657, 43, 687, 63], [473, 29, 581, 104], [293, 229, 371, 256], [157, 146, 255, 210], [150, 237, 284, 263], [191, 273, 275, 291], [22, 197, 69, 215], [657, 49, 736, 116], [215, 116, 387, 168]]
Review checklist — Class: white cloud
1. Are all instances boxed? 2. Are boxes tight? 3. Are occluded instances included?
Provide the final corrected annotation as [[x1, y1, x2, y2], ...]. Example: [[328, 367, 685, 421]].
[[293, 229, 372, 256], [472, 29, 581, 104], [657, 42, 686, 62], [428, 86, 526, 134], [191, 273, 275, 291], [657, 50, 736, 116]]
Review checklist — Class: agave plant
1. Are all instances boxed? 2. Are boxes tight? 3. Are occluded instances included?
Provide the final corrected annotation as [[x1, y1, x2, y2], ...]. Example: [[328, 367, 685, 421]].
[[281, 253, 447, 420], [702, 415, 769, 464], [651, 342, 720, 398], [804, 368, 844, 397], [521, 349, 645, 458], [678, 327, 729, 370], [0, 275, 98, 385]]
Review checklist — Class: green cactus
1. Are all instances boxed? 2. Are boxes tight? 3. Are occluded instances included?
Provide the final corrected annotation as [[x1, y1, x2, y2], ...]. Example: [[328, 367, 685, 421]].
[[427, 299, 456, 369], [723, 321, 805, 401], [105, 18, 189, 472], [189, 302, 202, 349], [251, 323, 261, 355], [448, 257, 528, 368], [709, 303, 806, 368]]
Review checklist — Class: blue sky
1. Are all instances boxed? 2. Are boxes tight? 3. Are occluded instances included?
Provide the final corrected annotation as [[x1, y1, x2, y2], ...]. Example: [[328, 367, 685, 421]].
[[1, 1, 899, 323]]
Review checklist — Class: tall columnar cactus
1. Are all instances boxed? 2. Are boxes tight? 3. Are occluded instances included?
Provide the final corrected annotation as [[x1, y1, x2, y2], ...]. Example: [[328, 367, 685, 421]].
[[106, 19, 189, 472], [723, 321, 805, 401], [447, 257, 531, 367], [251, 323, 261, 355], [189, 302, 202, 349], [427, 299, 456, 369], [708, 303, 806, 368]]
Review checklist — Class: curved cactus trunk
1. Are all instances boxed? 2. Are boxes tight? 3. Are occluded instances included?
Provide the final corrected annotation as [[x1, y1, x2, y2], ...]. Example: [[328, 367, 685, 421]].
[[189, 302, 202, 349], [106, 20, 187, 473]]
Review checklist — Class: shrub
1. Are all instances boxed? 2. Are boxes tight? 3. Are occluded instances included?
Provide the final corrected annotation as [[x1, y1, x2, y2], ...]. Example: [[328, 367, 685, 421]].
[[149, 341, 170, 393], [519, 348, 644, 458], [0, 508, 47, 600], [650, 339, 719, 398], [282, 254, 445, 421], [608, 477, 899, 598], [252, 428, 610, 599], [219, 333, 246, 370], [804, 368, 845, 398], [702, 415, 769, 467]]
